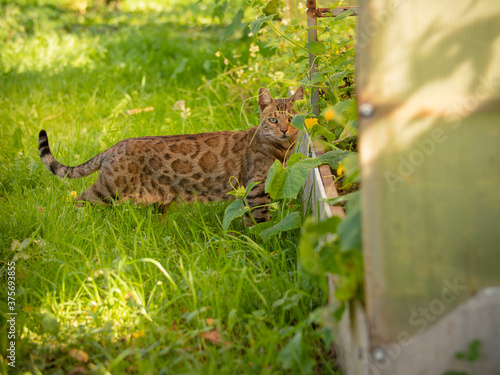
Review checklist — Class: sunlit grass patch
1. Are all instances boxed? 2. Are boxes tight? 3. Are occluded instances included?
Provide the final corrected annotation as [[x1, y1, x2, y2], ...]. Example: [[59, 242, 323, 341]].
[[0, 1, 338, 373]]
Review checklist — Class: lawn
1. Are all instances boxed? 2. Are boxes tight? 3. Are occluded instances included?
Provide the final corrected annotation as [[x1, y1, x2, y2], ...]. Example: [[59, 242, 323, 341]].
[[0, 1, 337, 373]]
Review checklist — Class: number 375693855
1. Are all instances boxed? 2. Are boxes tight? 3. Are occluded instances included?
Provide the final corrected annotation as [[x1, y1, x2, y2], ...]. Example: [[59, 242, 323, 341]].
[[7, 262, 16, 308]]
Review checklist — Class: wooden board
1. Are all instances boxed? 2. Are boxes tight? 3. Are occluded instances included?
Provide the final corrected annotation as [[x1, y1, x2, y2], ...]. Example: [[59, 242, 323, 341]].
[[297, 132, 345, 219], [357, 0, 500, 351]]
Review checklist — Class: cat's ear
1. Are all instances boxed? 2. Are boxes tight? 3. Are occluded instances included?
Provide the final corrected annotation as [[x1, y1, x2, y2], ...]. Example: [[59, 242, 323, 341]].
[[289, 86, 304, 102], [259, 88, 274, 109]]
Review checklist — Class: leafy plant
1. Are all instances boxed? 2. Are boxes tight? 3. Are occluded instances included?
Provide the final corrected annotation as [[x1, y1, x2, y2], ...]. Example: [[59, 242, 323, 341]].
[[245, 0, 362, 297], [442, 340, 482, 375], [265, 149, 352, 200]]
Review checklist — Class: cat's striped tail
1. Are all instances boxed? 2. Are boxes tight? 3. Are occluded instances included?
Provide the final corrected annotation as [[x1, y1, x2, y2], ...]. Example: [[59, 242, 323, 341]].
[[38, 130, 104, 179]]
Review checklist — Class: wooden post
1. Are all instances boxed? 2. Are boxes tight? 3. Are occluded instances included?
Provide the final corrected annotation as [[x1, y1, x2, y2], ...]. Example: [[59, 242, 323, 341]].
[[355, 0, 500, 373], [306, 0, 320, 115]]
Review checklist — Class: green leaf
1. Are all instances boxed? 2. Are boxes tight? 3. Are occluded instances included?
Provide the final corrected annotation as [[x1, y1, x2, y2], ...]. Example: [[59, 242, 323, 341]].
[[306, 41, 326, 55], [278, 330, 315, 373], [340, 152, 360, 185], [245, 181, 261, 194], [222, 200, 248, 231], [333, 99, 358, 123], [287, 152, 307, 166], [329, 69, 349, 81], [337, 193, 362, 251], [299, 216, 341, 276], [456, 340, 481, 362], [265, 150, 352, 200], [291, 114, 306, 132], [319, 149, 353, 169], [264, 158, 313, 200], [263, 39, 282, 49], [224, 8, 245, 40], [171, 58, 188, 80], [299, 214, 363, 302], [334, 9, 355, 22], [310, 70, 332, 86], [11, 238, 31, 261], [340, 119, 358, 138], [260, 212, 302, 241], [294, 55, 308, 64], [467, 340, 481, 362], [311, 124, 337, 143], [325, 191, 360, 206], [265, 159, 285, 198], [248, 220, 274, 236], [42, 313, 59, 335], [248, 14, 275, 38], [332, 250, 363, 301]]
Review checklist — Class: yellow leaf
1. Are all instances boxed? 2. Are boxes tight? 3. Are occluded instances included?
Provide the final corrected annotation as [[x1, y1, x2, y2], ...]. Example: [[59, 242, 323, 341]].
[[206, 317, 213, 325]]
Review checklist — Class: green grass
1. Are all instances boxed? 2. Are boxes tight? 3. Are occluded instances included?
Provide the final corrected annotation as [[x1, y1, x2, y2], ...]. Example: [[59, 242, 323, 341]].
[[0, 1, 337, 374]]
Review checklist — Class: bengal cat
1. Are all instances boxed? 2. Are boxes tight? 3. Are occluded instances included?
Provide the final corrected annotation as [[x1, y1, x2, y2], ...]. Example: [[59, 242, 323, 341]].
[[38, 86, 304, 222]]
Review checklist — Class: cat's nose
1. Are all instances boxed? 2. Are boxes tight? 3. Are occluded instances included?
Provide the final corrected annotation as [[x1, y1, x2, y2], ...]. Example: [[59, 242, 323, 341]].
[[280, 127, 288, 135]]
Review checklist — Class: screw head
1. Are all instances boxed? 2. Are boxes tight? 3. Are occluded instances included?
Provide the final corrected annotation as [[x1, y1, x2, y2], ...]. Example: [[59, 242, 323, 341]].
[[372, 347, 386, 361], [359, 103, 375, 118]]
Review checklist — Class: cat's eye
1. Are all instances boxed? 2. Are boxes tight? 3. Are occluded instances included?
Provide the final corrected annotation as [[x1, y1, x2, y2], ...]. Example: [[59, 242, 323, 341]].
[[288, 116, 293, 123], [268, 118, 278, 124]]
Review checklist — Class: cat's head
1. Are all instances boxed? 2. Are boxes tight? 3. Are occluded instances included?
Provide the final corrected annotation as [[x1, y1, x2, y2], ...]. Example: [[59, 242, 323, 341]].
[[258, 86, 304, 141]]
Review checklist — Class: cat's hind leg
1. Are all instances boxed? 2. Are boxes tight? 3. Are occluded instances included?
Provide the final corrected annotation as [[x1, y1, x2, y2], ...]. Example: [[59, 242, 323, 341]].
[[245, 180, 270, 224], [155, 202, 174, 222], [74, 181, 116, 206]]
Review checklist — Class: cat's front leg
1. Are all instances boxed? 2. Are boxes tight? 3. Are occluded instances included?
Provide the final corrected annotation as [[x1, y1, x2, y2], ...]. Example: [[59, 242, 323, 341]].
[[245, 179, 270, 224]]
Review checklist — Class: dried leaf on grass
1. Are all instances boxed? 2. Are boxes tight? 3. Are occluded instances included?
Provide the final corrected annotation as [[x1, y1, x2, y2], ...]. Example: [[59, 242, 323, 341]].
[[41, 110, 64, 123], [11, 239, 31, 261], [69, 349, 89, 363], [124, 107, 154, 116], [199, 330, 221, 344], [199, 329, 232, 347]]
